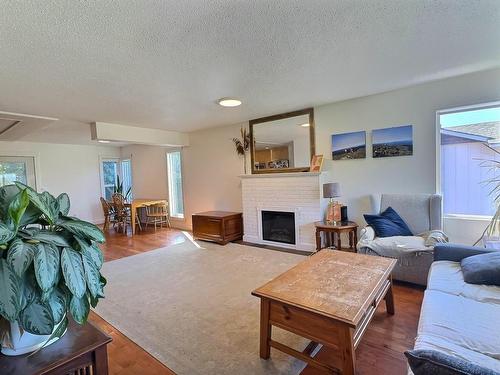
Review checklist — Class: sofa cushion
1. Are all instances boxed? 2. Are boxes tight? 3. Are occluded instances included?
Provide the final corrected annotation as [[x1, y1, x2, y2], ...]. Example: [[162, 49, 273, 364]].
[[427, 261, 500, 304], [364, 207, 413, 237], [461, 252, 500, 287], [405, 349, 500, 375], [414, 290, 500, 373]]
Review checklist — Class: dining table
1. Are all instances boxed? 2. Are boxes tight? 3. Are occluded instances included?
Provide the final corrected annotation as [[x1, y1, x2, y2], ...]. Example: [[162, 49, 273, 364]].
[[127, 198, 168, 235]]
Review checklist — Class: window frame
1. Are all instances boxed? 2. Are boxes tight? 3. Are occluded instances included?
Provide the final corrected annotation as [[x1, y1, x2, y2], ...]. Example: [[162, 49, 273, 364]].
[[435, 100, 500, 220], [99, 157, 134, 201], [120, 158, 133, 201], [166, 150, 185, 220], [0, 155, 37, 189]]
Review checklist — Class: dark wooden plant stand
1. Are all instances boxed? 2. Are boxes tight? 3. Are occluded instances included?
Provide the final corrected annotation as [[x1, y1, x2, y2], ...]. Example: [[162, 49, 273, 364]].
[[0, 318, 112, 375]]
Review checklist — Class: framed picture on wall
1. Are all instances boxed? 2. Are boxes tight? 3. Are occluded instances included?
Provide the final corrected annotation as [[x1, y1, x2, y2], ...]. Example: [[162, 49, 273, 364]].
[[310, 154, 324, 172], [372, 125, 413, 158], [331, 131, 366, 160]]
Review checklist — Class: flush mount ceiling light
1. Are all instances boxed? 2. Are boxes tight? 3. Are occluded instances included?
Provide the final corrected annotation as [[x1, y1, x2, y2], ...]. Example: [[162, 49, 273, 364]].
[[300, 123, 310, 127], [98, 140, 110, 143], [217, 97, 242, 107]]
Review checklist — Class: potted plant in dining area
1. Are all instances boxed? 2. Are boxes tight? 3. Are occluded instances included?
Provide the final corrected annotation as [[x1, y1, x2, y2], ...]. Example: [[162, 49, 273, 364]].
[[0, 182, 106, 355]]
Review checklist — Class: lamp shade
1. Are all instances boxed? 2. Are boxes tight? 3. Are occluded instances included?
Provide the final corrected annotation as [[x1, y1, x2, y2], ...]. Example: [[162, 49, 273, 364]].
[[323, 183, 341, 198]]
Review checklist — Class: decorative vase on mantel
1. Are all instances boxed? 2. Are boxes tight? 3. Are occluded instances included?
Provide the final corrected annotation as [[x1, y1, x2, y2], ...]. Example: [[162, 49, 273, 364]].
[[232, 127, 250, 175], [243, 153, 249, 175]]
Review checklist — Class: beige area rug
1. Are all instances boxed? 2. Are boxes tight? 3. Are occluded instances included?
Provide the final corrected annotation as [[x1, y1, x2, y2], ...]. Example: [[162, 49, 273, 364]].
[[95, 240, 310, 375]]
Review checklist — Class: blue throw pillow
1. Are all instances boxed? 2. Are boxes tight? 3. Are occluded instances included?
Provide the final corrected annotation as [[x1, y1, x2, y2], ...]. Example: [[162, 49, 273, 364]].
[[405, 349, 499, 375], [381, 207, 413, 235], [364, 207, 413, 238], [461, 251, 500, 287]]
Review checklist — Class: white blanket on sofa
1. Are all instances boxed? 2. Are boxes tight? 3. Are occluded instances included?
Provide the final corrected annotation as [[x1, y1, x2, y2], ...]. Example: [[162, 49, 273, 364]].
[[357, 229, 448, 259]]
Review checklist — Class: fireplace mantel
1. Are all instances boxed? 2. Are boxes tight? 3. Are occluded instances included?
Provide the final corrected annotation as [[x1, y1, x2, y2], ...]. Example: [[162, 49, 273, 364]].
[[239, 172, 322, 179]]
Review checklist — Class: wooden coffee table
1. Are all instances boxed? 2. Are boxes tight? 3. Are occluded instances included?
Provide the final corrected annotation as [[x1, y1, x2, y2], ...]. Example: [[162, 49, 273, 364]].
[[252, 250, 396, 375]]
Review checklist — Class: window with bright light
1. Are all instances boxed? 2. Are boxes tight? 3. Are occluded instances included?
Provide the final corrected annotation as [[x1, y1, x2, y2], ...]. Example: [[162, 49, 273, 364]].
[[121, 159, 133, 201], [101, 159, 118, 201], [100, 158, 133, 201], [167, 151, 184, 218], [439, 104, 500, 217], [0, 156, 36, 188]]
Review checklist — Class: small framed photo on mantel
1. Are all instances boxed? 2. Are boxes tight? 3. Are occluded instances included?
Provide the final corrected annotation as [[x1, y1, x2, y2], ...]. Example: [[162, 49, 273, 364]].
[[310, 154, 324, 172]]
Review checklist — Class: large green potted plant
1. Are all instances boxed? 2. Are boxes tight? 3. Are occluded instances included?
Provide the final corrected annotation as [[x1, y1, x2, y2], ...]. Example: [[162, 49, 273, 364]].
[[0, 182, 106, 355]]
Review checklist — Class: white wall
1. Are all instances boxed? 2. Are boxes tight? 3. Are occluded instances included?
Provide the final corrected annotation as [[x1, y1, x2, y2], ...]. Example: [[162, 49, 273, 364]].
[[0, 141, 120, 223], [120, 144, 170, 200], [315, 67, 500, 244], [181, 124, 245, 230]]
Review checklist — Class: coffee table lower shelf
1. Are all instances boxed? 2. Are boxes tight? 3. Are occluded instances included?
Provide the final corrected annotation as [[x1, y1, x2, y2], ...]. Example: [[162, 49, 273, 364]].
[[254, 276, 394, 375]]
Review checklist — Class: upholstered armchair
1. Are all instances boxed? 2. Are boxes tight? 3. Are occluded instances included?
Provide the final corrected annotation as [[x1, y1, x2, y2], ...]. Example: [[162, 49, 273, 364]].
[[357, 193, 444, 286]]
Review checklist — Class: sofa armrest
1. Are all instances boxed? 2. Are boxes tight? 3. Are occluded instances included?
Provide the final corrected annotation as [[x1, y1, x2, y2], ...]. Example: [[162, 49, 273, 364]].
[[358, 226, 375, 242], [434, 243, 497, 262]]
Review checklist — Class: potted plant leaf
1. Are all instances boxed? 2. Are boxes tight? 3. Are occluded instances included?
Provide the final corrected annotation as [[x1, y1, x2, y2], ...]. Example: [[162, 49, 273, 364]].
[[0, 182, 106, 355], [113, 174, 131, 201]]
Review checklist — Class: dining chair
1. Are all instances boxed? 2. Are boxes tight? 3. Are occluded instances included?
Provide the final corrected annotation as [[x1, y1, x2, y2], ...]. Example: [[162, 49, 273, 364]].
[[100, 197, 116, 231], [145, 202, 170, 231], [112, 193, 142, 234]]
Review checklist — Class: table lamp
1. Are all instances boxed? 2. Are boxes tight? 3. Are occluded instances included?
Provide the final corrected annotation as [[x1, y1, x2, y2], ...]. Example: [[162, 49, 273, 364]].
[[323, 183, 341, 224]]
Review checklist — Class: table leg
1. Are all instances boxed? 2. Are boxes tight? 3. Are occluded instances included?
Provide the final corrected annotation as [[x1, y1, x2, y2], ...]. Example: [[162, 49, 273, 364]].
[[315, 229, 321, 251], [259, 299, 271, 359], [336, 232, 342, 250], [385, 276, 395, 315], [339, 326, 356, 375], [353, 229, 358, 252], [94, 345, 109, 375], [131, 204, 136, 235], [349, 230, 353, 250]]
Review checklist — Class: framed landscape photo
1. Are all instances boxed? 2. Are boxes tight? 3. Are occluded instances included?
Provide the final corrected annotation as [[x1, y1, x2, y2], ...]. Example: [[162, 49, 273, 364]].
[[331, 131, 366, 160], [310, 154, 324, 172], [372, 125, 413, 158]]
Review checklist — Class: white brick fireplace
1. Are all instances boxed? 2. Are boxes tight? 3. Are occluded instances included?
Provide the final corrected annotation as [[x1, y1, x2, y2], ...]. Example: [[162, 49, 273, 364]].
[[240, 172, 324, 252]]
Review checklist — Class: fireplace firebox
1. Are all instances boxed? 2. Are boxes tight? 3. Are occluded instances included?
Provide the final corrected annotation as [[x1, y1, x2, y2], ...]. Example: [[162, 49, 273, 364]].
[[261, 211, 296, 245]]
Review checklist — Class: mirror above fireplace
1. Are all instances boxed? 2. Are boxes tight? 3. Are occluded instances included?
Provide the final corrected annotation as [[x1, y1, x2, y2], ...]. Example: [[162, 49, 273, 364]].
[[249, 108, 315, 174]]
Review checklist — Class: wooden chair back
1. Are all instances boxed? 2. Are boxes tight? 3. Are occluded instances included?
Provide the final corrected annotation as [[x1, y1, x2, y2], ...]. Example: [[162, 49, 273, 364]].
[[100, 197, 111, 216], [145, 203, 167, 216], [112, 193, 127, 216]]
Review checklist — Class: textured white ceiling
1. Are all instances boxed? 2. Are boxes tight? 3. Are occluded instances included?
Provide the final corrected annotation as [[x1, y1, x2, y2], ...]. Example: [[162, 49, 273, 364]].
[[1, 0, 499, 139]]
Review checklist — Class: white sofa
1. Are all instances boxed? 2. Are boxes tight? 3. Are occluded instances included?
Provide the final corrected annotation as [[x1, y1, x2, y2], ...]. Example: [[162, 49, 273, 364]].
[[408, 244, 500, 374]]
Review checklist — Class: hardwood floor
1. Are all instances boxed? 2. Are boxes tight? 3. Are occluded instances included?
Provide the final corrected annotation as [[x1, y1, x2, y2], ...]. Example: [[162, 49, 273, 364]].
[[91, 226, 423, 375], [98, 225, 188, 261]]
